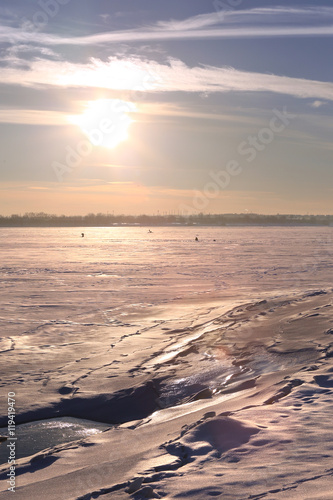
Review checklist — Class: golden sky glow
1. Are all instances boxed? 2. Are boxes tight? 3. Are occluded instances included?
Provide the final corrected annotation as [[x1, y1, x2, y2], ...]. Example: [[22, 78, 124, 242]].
[[0, 2, 332, 215]]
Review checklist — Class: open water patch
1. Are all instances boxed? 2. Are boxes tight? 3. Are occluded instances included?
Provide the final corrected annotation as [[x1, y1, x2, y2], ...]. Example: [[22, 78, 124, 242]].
[[0, 417, 110, 464]]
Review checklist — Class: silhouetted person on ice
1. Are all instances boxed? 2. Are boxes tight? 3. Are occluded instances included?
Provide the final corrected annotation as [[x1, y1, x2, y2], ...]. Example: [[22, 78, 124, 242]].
[[195, 236, 199, 241], [81, 233, 85, 237]]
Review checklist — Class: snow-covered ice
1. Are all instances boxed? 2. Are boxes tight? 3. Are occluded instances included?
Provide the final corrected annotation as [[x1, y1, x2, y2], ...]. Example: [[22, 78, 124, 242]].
[[0, 226, 333, 499]]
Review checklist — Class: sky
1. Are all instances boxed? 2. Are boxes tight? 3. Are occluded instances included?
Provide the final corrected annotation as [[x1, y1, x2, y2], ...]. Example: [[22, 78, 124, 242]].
[[0, 0, 332, 215]]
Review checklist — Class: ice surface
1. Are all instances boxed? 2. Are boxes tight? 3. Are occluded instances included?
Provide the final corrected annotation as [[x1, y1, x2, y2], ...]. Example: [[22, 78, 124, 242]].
[[0, 227, 333, 499]]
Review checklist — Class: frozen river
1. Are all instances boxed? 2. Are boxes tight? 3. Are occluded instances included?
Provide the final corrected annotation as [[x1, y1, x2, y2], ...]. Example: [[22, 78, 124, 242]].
[[0, 226, 332, 322], [1, 226, 333, 497]]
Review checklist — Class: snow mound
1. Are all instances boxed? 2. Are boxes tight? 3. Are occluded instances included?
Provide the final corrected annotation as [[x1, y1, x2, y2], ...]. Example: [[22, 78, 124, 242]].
[[181, 416, 260, 456]]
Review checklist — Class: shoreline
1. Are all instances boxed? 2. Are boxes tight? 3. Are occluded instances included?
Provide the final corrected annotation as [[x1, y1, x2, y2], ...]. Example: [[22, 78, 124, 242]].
[[1, 223, 333, 228]]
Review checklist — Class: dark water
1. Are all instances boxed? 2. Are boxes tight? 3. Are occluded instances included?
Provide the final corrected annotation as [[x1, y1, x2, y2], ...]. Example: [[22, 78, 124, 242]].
[[0, 417, 110, 464]]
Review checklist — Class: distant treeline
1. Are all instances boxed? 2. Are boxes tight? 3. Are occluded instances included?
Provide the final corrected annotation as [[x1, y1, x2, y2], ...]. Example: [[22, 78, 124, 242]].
[[0, 212, 333, 227]]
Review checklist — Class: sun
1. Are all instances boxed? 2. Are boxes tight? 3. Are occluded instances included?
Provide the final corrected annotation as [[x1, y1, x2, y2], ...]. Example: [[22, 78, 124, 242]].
[[68, 99, 136, 149]]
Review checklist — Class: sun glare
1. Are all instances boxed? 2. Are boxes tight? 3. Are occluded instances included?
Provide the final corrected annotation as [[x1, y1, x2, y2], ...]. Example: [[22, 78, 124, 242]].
[[68, 99, 136, 149]]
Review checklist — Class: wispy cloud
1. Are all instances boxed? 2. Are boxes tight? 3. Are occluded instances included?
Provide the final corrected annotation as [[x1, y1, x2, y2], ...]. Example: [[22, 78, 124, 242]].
[[136, 103, 264, 126], [1, 6, 333, 47], [1, 56, 333, 103], [153, 6, 333, 31], [310, 100, 327, 108], [0, 109, 68, 125], [153, 12, 222, 31], [2, 25, 333, 46], [219, 6, 333, 22]]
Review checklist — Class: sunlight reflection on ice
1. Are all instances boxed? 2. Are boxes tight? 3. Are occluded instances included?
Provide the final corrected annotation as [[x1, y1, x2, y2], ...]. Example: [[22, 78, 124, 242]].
[[0, 417, 110, 464]]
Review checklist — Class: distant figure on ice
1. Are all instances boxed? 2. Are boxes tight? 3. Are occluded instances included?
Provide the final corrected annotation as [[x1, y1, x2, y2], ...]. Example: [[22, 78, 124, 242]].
[[195, 236, 199, 241], [81, 233, 85, 238], [148, 229, 153, 233]]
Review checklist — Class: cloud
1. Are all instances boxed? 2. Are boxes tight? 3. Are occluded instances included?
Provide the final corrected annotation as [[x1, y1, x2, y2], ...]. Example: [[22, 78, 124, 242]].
[[153, 12, 222, 31], [310, 100, 327, 108], [1, 56, 333, 103], [136, 103, 264, 126], [217, 6, 333, 23], [99, 14, 110, 22], [154, 6, 333, 31], [2, 25, 332, 46], [0, 43, 59, 70], [1, 5, 333, 47], [0, 108, 68, 125]]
